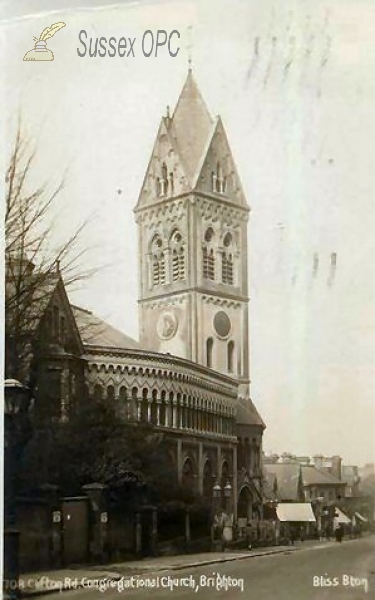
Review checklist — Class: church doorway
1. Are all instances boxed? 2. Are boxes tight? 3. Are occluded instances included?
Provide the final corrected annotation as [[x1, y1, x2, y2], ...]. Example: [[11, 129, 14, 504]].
[[237, 486, 253, 520]]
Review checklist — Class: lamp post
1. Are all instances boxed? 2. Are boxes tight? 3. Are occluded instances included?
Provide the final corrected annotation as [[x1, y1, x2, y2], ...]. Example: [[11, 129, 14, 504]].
[[211, 483, 222, 544], [3, 379, 32, 599], [224, 482, 232, 509], [314, 496, 324, 541], [223, 482, 234, 543]]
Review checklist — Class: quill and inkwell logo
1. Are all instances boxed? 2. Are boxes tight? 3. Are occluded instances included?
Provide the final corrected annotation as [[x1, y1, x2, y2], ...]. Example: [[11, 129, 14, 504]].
[[23, 22, 66, 61]]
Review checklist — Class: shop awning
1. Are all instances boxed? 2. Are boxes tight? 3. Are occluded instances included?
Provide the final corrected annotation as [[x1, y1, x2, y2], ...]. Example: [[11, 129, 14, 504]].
[[276, 503, 316, 523], [355, 512, 368, 523], [333, 508, 351, 524]]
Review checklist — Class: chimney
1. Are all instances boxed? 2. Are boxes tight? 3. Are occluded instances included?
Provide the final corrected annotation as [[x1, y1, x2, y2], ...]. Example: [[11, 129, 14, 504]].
[[313, 455, 324, 470], [331, 455, 342, 480]]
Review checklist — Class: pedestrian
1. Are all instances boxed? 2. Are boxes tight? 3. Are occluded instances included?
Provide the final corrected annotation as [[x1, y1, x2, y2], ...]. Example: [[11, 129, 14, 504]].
[[335, 523, 343, 543], [325, 522, 331, 541], [290, 526, 295, 546]]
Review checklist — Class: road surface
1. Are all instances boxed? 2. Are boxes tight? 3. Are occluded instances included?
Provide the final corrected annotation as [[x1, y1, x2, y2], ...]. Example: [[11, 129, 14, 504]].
[[29, 536, 375, 599]]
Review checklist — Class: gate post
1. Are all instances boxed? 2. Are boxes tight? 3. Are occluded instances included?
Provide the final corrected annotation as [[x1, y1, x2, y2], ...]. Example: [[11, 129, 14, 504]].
[[82, 483, 108, 564], [39, 484, 62, 568]]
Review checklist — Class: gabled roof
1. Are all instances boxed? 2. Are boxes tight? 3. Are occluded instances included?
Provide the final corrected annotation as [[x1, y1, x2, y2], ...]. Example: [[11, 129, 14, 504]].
[[301, 465, 345, 487], [170, 70, 213, 183], [136, 70, 248, 209], [263, 470, 278, 501], [72, 306, 140, 350], [236, 396, 265, 428], [263, 463, 302, 501]]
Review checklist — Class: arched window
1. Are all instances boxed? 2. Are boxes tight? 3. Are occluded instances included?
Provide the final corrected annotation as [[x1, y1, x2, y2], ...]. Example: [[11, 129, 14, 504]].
[[169, 172, 174, 195], [222, 232, 234, 284], [107, 385, 115, 401], [170, 230, 185, 281], [202, 228, 215, 280], [206, 337, 214, 368], [227, 341, 235, 373], [150, 235, 166, 287]]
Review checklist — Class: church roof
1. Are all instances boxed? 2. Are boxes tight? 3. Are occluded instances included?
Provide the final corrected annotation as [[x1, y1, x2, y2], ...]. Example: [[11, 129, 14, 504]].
[[236, 396, 265, 428], [72, 306, 140, 350], [169, 70, 214, 183]]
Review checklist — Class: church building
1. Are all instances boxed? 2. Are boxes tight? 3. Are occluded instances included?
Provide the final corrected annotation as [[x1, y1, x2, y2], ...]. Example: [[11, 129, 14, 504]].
[[15, 71, 266, 522]]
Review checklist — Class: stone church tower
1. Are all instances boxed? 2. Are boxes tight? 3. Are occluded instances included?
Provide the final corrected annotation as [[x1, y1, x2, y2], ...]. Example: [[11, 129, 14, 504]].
[[135, 71, 252, 399]]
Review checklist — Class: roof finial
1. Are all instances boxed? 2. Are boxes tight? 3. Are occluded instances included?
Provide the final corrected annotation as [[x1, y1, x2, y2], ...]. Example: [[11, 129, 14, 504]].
[[187, 25, 193, 72]]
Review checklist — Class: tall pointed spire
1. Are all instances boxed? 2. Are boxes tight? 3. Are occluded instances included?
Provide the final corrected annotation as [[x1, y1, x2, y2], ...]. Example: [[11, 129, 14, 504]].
[[170, 71, 213, 182]]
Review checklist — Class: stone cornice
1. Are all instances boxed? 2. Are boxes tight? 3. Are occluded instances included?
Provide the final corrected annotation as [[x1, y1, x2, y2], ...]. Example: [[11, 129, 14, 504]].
[[139, 289, 249, 304], [83, 346, 238, 398]]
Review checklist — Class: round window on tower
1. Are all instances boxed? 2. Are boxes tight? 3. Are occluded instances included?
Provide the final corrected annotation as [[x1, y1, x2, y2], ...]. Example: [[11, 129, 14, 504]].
[[213, 311, 231, 338]]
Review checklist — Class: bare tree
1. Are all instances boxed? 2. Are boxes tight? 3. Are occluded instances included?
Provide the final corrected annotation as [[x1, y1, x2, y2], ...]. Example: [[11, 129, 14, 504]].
[[5, 121, 95, 382]]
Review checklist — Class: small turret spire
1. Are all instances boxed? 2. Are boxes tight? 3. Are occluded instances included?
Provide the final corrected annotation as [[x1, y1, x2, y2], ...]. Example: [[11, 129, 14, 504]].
[[187, 25, 193, 72]]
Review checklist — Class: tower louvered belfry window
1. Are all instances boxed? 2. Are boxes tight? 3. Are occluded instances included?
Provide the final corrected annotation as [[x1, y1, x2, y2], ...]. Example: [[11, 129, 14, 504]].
[[170, 230, 185, 281], [202, 227, 215, 281], [151, 235, 166, 287], [222, 232, 234, 285]]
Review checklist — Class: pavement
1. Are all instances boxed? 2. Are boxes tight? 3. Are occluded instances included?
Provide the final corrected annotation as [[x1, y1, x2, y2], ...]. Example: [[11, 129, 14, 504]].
[[19, 536, 356, 596]]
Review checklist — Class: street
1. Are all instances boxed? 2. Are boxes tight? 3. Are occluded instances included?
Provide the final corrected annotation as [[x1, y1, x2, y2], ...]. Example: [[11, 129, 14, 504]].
[[38, 537, 375, 600]]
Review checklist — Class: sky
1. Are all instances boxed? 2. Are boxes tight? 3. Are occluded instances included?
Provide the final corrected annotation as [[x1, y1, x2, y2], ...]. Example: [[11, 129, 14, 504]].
[[2, 0, 375, 466]]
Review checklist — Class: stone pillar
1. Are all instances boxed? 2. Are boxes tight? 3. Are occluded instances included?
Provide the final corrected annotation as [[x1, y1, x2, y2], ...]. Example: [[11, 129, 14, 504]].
[[233, 445, 238, 522], [185, 508, 191, 546], [198, 442, 203, 495], [156, 401, 161, 426], [177, 440, 183, 485], [173, 401, 178, 428], [39, 484, 62, 568], [217, 445, 222, 484], [82, 483, 108, 564], [147, 399, 152, 423]]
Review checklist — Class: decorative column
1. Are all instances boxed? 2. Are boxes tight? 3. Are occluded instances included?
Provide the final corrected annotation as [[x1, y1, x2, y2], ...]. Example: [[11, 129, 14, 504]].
[[177, 440, 183, 485], [233, 445, 238, 522], [156, 400, 161, 426], [173, 399, 178, 428], [198, 443, 203, 495], [185, 507, 191, 546]]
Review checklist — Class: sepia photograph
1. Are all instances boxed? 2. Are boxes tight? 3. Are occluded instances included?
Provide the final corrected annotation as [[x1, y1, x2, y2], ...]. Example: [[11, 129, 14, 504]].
[[2, 0, 375, 598]]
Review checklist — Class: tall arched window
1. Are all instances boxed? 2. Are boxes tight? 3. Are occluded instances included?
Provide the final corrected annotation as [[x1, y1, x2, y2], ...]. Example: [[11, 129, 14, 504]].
[[206, 337, 214, 368], [222, 232, 234, 285], [227, 340, 235, 373], [150, 235, 166, 287], [170, 229, 185, 281], [202, 227, 215, 280]]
